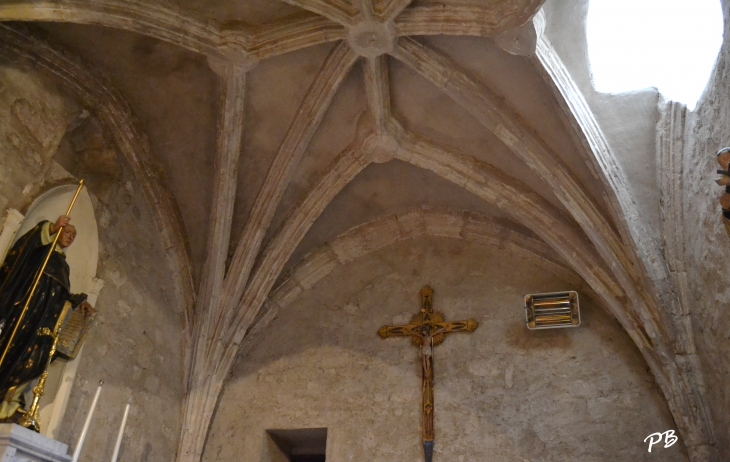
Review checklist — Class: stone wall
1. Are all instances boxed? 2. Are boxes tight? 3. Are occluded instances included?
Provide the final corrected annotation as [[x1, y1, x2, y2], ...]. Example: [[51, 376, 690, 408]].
[[205, 237, 686, 461], [0, 62, 183, 461], [542, 0, 662, 236], [683, 0, 730, 454], [0, 66, 76, 213]]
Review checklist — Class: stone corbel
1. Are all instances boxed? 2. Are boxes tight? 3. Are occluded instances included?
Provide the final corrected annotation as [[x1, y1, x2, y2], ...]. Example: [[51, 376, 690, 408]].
[[0, 209, 24, 263], [86, 277, 105, 306], [206, 53, 258, 78], [493, 9, 544, 57]]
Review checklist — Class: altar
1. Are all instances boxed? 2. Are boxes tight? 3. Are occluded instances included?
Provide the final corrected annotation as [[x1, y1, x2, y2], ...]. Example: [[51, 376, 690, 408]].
[[0, 424, 71, 462]]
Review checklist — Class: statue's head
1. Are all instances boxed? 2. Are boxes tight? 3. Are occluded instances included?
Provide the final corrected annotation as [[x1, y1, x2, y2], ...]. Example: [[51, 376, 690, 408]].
[[718, 147, 730, 170], [59, 224, 77, 248]]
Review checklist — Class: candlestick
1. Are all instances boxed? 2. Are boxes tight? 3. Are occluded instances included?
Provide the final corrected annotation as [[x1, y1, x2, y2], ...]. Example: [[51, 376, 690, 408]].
[[110, 402, 130, 462], [72, 380, 103, 462]]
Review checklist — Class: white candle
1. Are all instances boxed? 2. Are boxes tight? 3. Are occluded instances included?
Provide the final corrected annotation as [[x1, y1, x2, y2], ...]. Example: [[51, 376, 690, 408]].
[[110, 402, 130, 462], [72, 380, 103, 462]]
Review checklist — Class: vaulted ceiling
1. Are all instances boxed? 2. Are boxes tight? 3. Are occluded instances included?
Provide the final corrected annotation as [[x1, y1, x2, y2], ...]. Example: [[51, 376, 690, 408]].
[[5, 0, 607, 283], [0, 0, 718, 460]]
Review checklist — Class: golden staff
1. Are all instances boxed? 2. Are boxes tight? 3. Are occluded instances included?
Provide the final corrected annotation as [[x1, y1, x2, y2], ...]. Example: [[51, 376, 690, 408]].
[[0, 179, 84, 369], [18, 300, 73, 431]]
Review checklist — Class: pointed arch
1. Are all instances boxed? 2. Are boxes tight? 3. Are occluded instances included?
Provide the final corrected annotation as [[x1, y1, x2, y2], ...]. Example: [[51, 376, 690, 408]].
[[0, 24, 196, 369]]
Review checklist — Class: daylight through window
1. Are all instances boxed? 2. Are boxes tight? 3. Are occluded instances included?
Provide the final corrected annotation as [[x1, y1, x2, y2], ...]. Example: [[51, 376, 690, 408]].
[[587, 0, 723, 109]]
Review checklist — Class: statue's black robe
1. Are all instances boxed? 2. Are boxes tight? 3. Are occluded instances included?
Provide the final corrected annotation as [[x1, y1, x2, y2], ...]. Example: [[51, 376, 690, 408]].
[[0, 221, 86, 394]]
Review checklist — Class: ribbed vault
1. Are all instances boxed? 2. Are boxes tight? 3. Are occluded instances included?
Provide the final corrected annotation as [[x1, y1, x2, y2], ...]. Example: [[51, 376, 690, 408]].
[[240, 205, 589, 358], [0, 0, 717, 460]]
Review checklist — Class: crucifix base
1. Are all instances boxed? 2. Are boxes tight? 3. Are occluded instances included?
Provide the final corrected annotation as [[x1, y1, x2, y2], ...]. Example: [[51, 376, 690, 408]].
[[423, 441, 434, 462]]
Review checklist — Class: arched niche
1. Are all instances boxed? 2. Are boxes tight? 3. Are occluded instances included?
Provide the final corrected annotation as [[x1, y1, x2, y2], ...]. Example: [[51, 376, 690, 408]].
[[12, 184, 102, 439]]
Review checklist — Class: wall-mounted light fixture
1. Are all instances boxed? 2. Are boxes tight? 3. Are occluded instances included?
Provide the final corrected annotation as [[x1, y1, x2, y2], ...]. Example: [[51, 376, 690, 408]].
[[524, 291, 580, 330]]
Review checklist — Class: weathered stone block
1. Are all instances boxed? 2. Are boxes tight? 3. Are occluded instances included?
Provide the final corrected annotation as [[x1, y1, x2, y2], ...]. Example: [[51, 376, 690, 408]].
[[0, 424, 71, 462], [461, 212, 501, 246], [396, 209, 426, 239], [423, 209, 463, 238], [361, 216, 400, 252], [292, 247, 339, 289], [11, 98, 63, 150], [330, 228, 368, 264], [271, 277, 303, 309]]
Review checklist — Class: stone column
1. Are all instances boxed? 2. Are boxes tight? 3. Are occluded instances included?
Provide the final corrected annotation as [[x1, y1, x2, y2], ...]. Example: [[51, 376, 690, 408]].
[[0, 209, 24, 262], [86, 277, 105, 306]]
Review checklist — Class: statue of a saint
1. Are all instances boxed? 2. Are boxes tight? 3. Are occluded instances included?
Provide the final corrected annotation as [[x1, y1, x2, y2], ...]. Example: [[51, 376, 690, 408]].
[[0, 215, 94, 421]]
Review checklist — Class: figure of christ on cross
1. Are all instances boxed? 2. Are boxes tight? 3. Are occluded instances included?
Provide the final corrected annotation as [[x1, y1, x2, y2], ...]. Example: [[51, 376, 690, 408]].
[[378, 286, 479, 462]]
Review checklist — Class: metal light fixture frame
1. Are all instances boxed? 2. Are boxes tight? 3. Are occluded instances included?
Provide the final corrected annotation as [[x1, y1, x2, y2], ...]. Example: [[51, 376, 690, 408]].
[[524, 291, 580, 330]]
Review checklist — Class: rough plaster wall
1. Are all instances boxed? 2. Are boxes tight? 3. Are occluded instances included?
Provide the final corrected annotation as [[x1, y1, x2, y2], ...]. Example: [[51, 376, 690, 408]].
[[165, 0, 300, 25], [285, 160, 512, 275], [231, 42, 336, 256], [420, 35, 606, 212], [205, 237, 685, 461], [0, 64, 183, 461], [388, 56, 566, 213], [55, 167, 183, 462], [265, 62, 366, 249], [542, 0, 662, 236], [0, 66, 74, 212], [39, 22, 219, 283], [683, 0, 730, 454]]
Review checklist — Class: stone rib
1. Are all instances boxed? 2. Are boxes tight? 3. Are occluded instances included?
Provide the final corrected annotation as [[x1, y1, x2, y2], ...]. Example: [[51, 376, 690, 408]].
[[535, 38, 677, 336], [239, 206, 584, 357], [0, 24, 195, 346], [656, 101, 714, 455], [0, 29, 204, 453], [0, 0, 225, 55], [191, 67, 247, 378], [389, 37, 671, 347], [397, 131, 631, 322], [178, 146, 368, 461], [535, 40, 715, 455], [354, 0, 375, 19], [246, 13, 347, 59], [278, 0, 358, 26], [226, 144, 368, 358], [177, 65, 247, 462], [656, 100, 687, 274], [377, 0, 414, 21], [363, 56, 391, 133], [195, 64, 246, 330], [219, 42, 358, 335], [394, 1, 544, 37], [398, 127, 724, 460], [176, 374, 221, 462], [0, 1, 356, 62]]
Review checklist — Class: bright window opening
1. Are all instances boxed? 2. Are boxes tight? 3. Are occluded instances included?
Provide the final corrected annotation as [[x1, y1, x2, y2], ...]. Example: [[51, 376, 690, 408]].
[[587, 0, 724, 110]]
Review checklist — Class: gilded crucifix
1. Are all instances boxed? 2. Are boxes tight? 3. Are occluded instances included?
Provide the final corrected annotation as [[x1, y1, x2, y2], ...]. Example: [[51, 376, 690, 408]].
[[378, 285, 479, 462]]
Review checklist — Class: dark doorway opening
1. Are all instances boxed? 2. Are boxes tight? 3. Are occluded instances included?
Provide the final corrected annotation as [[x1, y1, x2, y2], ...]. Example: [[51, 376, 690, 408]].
[[266, 428, 327, 462], [290, 456, 325, 462]]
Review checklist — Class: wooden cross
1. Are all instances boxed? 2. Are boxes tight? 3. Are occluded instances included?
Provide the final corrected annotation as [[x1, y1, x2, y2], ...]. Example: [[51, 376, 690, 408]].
[[378, 285, 479, 462]]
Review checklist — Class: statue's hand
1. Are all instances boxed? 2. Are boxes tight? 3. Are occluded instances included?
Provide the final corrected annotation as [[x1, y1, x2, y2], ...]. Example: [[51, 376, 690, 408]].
[[51, 215, 71, 234], [78, 301, 96, 318]]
